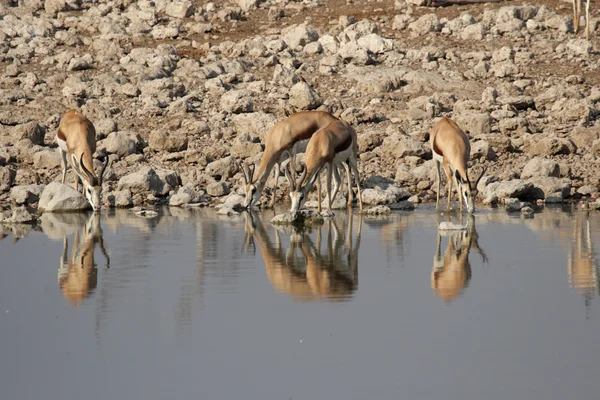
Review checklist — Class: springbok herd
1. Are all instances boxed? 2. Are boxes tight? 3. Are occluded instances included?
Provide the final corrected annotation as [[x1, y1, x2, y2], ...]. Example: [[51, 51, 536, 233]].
[[59, 108, 490, 215]]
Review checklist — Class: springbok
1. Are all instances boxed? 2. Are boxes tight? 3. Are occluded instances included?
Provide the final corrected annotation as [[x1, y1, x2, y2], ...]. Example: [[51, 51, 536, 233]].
[[430, 117, 486, 213], [58, 213, 110, 306], [287, 119, 363, 213], [573, 0, 592, 40], [432, 215, 487, 302], [238, 110, 342, 208], [56, 109, 110, 211]]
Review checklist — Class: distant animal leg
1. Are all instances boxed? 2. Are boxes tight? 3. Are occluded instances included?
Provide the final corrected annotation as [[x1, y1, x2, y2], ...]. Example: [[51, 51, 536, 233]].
[[349, 155, 363, 211], [59, 148, 68, 184], [269, 162, 280, 208], [317, 172, 322, 213], [444, 164, 453, 211], [326, 162, 333, 212], [585, 0, 590, 40], [574, 0, 581, 33], [434, 159, 442, 210], [343, 162, 353, 206]]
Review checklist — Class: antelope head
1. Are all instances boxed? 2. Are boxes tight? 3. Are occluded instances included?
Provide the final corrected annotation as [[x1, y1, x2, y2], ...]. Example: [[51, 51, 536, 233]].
[[286, 162, 308, 213], [72, 153, 110, 212], [236, 159, 257, 208], [458, 167, 487, 214]]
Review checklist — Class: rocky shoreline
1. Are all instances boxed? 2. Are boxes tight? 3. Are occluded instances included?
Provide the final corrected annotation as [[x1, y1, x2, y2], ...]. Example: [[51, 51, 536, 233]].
[[1, 0, 600, 222]]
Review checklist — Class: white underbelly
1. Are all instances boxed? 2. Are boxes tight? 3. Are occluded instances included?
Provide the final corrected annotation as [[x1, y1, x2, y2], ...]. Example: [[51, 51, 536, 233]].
[[432, 148, 443, 163], [57, 138, 68, 153], [333, 145, 353, 164]]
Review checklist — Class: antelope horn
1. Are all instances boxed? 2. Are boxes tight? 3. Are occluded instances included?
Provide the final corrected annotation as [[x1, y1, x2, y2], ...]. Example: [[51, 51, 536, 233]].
[[235, 158, 248, 185], [98, 156, 111, 184], [475, 167, 487, 187], [284, 162, 295, 191], [248, 163, 255, 183], [79, 153, 94, 182], [296, 162, 307, 190]]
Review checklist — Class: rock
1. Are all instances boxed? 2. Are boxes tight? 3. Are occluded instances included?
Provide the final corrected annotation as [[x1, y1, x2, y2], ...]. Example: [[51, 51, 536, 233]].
[[438, 221, 467, 231], [33, 150, 61, 169], [10, 184, 44, 204], [393, 14, 414, 30], [549, 98, 595, 124], [505, 200, 530, 212], [577, 185, 598, 196], [356, 34, 393, 54], [217, 206, 239, 216], [106, 190, 133, 208], [0, 167, 16, 192], [11, 122, 45, 145], [521, 206, 534, 215], [165, 1, 193, 18], [482, 179, 533, 203], [117, 167, 167, 196], [169, 192, 192, 206], [231, 112, 278, 138], [282, 24, 319, 48], [304, 191, 348, 210], [237, 0, 258, 11], [103, 131, 144, 158], [220, 90, 253, 114], [271, 209, 324, 227], [526, 177, 571, 200], [527, 137, 575, 156], [205, 156, 238, 180], [408, 14, 441, 35], [45, 0, 80, 17], [206, 181, 230, 197], [470, 141, 496, 161], [156, 169, 181, 189], [288, 82, 322, 110], [461, 23, 485, 40], [389, 201, 415, 210], [361, 205, 391, 215], [521, 157, 560, 179], [3, 207, 37, 224], [454, 114, 491, 136], [38, 182, 91, 212], [378, 134, 431, 160], [149, 130, 188, 152], [361, 188, 398, 205], [566, 39, 592, 56], [570, 127, 598, 151], [218, 193, 245, 211]]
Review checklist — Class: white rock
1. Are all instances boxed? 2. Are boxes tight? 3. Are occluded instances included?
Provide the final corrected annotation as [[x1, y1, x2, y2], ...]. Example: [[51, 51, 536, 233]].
[[10, 184, 44, 204], [288, 82, 322, 110], [38, 182, 91, 212]]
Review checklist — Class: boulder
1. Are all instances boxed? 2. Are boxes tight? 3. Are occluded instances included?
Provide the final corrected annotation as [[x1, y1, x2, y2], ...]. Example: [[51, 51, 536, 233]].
[[289, 82, 322, 110], [482, 179, 533, 203], [569, 127, 598, 151], [361, 188, 398, 205], [205, 156, 238, 180], [103, 131, 144, 158], [38, 182, 91, 212], [220, 90, 253, 113], [378, 134, 431, 160], [237, 0, 258, 11], [165, 1, 193, 18], [408, 14, 441, 35], [11, 122, 45, 145], [520, 157, 560, 179], [2, 207, 37, 224], [454, 114, 491, 136], [206, 181, 230, 197], [149, 130, 188, 152], [526, 137, 575, 156], [10, 184, 45, 204], [526, 177, 571, 199], [281, 24, 319, 48], [33, 150, 61, 169], [361, 205, 391, 216], [0, 166, 16, 192], [356, 34, 393, 54], [470, 140, 496, 161], [271, 209, 324, 226], [117, 167, 167, 196], [106, 190, 133, 208]]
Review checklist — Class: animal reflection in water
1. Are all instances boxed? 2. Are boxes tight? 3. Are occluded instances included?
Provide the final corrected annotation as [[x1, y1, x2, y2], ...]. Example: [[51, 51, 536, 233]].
[[568, 212, 600, 311], [432, 215, 487, 302], [58, 213, 110, 306], [244, 210, 361, 301]]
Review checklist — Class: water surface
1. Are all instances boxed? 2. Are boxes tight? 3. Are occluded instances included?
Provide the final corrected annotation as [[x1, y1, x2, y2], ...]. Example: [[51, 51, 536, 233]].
[[1, 206, 599, 400]]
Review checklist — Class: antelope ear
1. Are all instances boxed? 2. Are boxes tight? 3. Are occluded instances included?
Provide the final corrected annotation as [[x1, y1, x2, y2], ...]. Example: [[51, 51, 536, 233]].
[[454, 170, 463, 185]]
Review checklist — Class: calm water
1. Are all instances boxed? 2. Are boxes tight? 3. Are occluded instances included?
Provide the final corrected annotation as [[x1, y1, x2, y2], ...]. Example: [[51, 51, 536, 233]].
[[1, 206, 599, 400]]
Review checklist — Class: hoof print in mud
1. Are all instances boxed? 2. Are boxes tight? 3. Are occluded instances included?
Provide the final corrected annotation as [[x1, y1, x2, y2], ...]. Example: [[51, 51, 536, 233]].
[[271, 210, 325, 227]]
